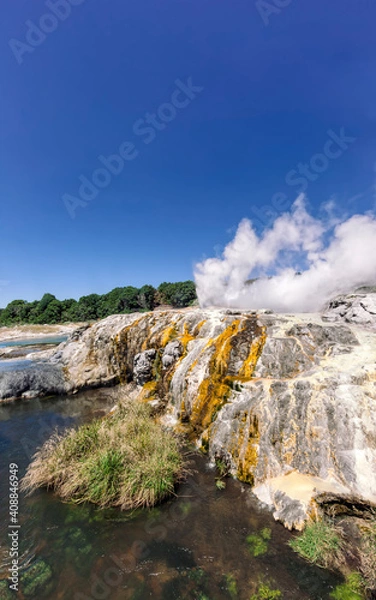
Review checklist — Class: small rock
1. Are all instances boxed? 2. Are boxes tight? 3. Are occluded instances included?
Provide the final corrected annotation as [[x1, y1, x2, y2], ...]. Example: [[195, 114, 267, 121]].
[[20, 558, 54, 598], [133, 349, 156, 385], [162, 340, 183, 369]]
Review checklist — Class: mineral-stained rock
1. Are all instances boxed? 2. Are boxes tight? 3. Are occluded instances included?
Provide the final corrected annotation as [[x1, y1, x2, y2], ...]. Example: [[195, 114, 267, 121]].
[[134, 349, 157, 385], [162, 340, 183, 369], [1, 294, 376, 529]]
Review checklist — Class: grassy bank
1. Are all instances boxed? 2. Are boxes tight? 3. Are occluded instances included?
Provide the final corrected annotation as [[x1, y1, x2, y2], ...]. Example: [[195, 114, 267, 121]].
[[21, 400, 185, 509], [289, 518, 376, 598]]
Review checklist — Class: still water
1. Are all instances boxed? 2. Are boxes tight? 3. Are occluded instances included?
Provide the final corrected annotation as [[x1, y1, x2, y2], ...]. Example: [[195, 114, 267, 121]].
[[0, 337, 68, 349], [0, 388, 342, 600]]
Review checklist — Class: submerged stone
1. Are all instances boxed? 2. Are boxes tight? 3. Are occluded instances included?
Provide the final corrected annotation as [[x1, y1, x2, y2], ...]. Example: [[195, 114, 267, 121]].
[[20, 558, 54, 598]]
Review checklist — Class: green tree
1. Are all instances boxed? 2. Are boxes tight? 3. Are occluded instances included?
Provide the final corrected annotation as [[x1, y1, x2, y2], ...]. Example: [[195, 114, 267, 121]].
[[0, 299, 29, 324], [42, 300, 63, 324], [76, 294, 100, 321], [157, 281, 197, 308], [38, 293, 57, 312], [0, 280, 197, 325], [138, 285, 156, 311], [61, 299, 78, 322]]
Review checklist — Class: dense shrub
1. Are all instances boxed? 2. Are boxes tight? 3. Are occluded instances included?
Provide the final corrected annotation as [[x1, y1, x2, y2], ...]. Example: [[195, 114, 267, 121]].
[[0, 281, 197, 325]]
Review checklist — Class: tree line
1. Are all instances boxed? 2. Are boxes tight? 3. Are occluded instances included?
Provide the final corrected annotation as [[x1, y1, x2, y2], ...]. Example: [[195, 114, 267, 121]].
[[0, 281, 197, 325]]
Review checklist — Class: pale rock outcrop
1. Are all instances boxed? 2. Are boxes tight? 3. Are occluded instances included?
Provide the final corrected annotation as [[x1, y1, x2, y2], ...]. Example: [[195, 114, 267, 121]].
[[323, 291, 376, 329]]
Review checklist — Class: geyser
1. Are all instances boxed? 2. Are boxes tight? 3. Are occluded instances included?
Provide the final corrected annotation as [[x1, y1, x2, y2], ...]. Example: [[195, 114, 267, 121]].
[[194, 196, 376, 312]]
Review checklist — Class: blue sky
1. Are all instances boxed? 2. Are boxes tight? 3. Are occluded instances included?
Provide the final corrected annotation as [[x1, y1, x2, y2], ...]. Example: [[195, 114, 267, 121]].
[[1, 0, 375, 307]]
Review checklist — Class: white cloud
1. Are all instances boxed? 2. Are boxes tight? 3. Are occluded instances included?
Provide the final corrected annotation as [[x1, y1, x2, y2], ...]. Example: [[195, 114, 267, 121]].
[[194, 196, 376, 312]]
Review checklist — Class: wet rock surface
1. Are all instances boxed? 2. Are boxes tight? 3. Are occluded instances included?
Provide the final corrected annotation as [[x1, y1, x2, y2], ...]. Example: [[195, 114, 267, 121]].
[[0, 363, 66, 400]]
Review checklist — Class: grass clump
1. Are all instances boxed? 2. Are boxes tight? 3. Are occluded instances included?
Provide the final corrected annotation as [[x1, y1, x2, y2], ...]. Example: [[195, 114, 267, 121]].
[[215, 457, 229, 490], [225, 573, 238, 599], [21, 400, 185, 510], [250, 581, 282, 600], [288, 520, 344, 569], [359, 520, 376, 592], [247, 527, 272, 557], [330, 572, 365, 600], [215, 479, 226, 490]]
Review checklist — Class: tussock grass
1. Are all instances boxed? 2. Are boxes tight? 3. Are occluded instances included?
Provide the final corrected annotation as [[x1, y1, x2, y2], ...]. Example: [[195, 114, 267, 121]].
[[21, 401, 185, 510], [250, 581, 282, 600], [247, 527, 272, 557], [288, 520, 344, 569], [359, 519, 376, 592], [330, 572, 365, 600]]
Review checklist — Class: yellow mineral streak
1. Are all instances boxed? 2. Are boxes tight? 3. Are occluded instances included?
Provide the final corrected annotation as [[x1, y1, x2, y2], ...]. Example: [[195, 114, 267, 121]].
[[193, 319, 206, 336], [139, 380, 158, 402], [190, 320, 241, 430], [190, 318, 268, 434], [179, 323, 196, 354], [112, 317, 143, 383], [188, 317, 268, 486], [236, 414, 259, 484], [161, 323, 177, 347], [141, 315, 157, 351], [238, 326, 267, 379]]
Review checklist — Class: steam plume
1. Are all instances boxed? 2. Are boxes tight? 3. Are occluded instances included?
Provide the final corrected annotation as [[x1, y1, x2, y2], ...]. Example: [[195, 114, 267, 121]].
[[194, 196, 376, 312]]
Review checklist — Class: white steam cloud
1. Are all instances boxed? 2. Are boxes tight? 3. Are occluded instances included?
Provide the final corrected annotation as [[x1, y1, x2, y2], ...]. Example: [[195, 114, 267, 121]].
[[194, 196, 376, 312]]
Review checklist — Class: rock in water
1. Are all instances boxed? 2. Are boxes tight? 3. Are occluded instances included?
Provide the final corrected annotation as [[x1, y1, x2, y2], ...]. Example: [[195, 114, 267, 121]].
[[0, 363, 65, 400]]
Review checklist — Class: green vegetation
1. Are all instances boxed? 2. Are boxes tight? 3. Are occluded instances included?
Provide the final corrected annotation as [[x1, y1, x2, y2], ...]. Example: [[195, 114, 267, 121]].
[[359, 519, 376, 592], [0, 280, 197, 325], [0, 580, 14, 600], [215, 457, 229, 490], [21, 400, 185, 509], [247, 527, 272, 557], [289, 517, 376, 597], [215, 479, 226, 490], [225, 573, 238, 599], [288, 520, 344, 568], [330, 572, 365, 600], [20, 558, 54, 598], [250, 581, 282, 600], [157, 280, 197, 308]]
